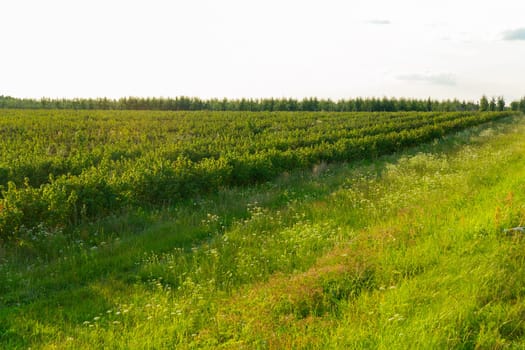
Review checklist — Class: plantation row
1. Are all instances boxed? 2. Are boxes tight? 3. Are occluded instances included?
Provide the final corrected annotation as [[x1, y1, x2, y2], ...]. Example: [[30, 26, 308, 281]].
[[0, 110, 513, 242]]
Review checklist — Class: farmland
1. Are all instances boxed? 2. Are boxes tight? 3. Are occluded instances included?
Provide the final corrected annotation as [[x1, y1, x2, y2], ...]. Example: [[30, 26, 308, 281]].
[[0, 109, 511, 242], [1, 109, 525, 348]]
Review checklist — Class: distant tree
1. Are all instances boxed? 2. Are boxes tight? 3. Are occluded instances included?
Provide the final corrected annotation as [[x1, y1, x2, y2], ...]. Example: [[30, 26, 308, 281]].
[[479, 95, 489, 111], [398, 98, 407, 111], [354, 98, 363, 112], [497, 96, 505, 111], [489, 97, 497, 111], [426, 98, 432, 111], [520, 97, 525, 113], [239, 98, 248, 111]]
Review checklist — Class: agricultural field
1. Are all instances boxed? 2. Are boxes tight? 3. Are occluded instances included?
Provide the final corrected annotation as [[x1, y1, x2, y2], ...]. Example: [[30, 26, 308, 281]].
[[1, 110, 525, 348], [0, 109, 511, 243]]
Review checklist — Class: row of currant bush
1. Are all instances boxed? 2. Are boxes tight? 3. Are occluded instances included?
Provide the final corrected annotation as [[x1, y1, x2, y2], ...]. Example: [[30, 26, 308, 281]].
[[0, 110, 514, 242], [0, 110, 496, 190]]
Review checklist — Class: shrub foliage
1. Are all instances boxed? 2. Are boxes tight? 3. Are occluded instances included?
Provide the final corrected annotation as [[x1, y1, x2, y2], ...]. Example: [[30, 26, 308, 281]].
[[0, 109, 512, 241]]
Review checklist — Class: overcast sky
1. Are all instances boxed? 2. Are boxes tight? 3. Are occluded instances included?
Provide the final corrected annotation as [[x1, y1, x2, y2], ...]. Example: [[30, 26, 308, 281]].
[[2, 0, 525, 102]]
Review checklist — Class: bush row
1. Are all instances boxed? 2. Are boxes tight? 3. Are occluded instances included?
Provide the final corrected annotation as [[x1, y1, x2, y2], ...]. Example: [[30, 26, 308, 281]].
[[0, 111, 513, 242]]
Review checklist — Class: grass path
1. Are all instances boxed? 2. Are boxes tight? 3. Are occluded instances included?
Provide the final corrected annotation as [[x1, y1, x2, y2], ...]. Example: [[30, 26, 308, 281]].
[[1, 116, 525, 349]]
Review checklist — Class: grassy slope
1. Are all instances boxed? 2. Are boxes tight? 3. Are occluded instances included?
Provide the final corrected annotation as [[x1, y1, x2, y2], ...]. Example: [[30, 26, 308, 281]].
[[1, 115, 525, 349]]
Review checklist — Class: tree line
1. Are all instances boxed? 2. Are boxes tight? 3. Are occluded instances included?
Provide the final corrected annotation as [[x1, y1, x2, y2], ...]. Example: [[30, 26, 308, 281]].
[[0, 95, 484, 112], [510, 97, 525, 112], [0, 95, 522, 113]]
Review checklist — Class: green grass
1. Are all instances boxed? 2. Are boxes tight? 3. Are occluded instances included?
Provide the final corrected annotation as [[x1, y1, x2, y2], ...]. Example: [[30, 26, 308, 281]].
[[2, 115, 525, 349]]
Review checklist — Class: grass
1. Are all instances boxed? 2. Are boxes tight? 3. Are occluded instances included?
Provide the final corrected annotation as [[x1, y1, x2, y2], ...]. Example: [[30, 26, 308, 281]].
[[1, 115, 525, 348]]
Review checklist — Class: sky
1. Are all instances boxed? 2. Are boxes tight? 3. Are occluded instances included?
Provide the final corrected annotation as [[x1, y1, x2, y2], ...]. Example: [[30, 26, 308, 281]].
[[2, 0, 525, 102]]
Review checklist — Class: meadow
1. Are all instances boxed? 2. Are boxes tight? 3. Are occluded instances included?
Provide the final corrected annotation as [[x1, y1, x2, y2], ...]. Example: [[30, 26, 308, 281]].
[[1, 110, 525, 348]]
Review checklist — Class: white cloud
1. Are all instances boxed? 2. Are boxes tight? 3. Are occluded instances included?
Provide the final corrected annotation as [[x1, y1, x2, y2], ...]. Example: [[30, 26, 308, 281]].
[[502, 28, 525, 41], [367, 20, 391, 25], [397, 73, 457, 86]]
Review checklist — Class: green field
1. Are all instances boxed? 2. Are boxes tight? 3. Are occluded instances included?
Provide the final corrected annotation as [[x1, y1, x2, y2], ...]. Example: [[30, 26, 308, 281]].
[[0, 109, 511, 242], [1, 110, 525, 348]]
